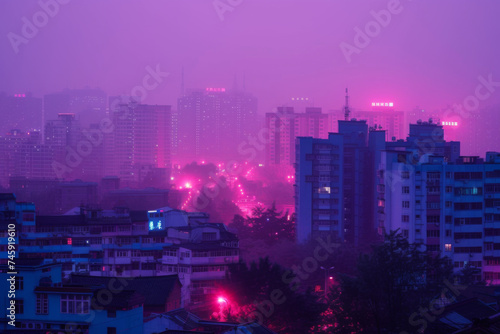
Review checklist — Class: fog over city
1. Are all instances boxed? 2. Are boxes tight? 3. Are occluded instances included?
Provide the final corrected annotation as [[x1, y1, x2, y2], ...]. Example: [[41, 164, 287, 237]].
[[2, 1, 500, 113], [1, 1, 500, 333]]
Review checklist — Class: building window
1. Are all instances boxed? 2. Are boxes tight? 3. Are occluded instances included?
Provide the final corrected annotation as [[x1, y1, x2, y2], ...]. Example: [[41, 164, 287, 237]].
[[427, 216, 440, 223], [164, 250, 177, 257], [402, 201, 410, 208], [15, 276, 23, 290], [15, 299, 24, 314], [446, 186, 453, 193], [202, 232, 217, 241], [36, 294, 48, 314], [318, 187, 331, 194], [402, 229, 409, 238], [116, 251, 128, 257], [402, 186, 410, 194], [107, 328, 117, 334], [427, 245, 440, 252], [402, 215, 410, 223], [402, 171, 410, 179], [445, 230, 452, 237], [445, 201, 452, 208], [427, 230, 440, 238], [107, 310, 116, 318], [444, 244, 452, 252], [61, 294, 90, 314]]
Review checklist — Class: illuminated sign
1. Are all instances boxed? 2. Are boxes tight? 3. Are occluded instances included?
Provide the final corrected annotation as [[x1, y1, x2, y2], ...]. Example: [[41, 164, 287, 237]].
[[148, 210, 165, 231], [371, 102, 394, 107], [206, 87, 226, 92], [14, 94, 26, 98], [441, 121, 458, 127]]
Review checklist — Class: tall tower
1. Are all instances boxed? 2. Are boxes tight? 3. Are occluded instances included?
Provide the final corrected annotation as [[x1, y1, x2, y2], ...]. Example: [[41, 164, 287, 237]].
[[344, 88, 350, 121]]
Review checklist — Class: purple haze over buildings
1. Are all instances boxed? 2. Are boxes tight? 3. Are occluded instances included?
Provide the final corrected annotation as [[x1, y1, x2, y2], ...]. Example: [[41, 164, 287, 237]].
[[1, 0, 500, 116]]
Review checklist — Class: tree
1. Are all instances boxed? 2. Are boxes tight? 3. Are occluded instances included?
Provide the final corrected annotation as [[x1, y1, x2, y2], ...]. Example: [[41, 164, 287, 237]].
[[229, 203, 295, 245], [222, 257, 324, 334], [314, 231, 453, 333]]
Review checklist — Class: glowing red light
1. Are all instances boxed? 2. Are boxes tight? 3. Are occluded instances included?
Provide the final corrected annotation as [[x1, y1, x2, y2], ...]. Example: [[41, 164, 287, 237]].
[[67, 238, 72, 245], [206, 87, 226, 92], [217, 296, 228, 304], [372, 102, 394, 107], [329, 276, 333, 280]]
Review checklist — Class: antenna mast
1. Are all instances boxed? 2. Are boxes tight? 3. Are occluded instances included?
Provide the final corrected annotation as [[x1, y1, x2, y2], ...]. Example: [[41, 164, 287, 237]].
[[344, 88, 350, 121]]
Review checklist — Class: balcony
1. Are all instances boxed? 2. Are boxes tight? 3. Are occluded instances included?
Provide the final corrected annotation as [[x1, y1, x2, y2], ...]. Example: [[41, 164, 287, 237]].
[[191, 271, 226, 280], [190, 256, 239, 265]]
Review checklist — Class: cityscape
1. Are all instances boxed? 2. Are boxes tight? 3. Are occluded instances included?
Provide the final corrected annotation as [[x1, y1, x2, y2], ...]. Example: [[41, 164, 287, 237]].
[[1, 1, 500, 333]]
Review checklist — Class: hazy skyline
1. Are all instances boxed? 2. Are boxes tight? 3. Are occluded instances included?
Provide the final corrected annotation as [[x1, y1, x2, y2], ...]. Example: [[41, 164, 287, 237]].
[[1, 0, 500, 115]]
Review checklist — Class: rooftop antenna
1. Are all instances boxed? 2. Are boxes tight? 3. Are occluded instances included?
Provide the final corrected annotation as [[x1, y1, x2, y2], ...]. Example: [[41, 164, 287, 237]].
[[344, 88, 350, 121]]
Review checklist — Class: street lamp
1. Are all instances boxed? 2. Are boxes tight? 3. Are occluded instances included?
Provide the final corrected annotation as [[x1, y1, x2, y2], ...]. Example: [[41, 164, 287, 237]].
[[217, 296, 229, 321], [320, 266, 334, 300], [217, 296, 228, 304]]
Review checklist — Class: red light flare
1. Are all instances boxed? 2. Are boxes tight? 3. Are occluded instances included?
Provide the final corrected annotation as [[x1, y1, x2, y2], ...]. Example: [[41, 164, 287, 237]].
[[217, 296, 228, 304]]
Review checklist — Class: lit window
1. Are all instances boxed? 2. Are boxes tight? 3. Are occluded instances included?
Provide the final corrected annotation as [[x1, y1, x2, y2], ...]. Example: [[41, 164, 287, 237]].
[[445, 244, 452, 252], [318, 187, 331, 194]]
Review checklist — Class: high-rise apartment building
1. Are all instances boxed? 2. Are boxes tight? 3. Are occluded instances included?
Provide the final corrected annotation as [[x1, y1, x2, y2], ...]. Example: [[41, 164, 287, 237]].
[[175, 88, 258, 164], [0, 93, 43, 135], [295, 121, 459, 245], [351, 102, 405, 141], [378, 151, 500, 283], [111, 102, 171, 185], [266, 107, 329, 176], [44, 88, 107, 126], [295, 120, 385, 244]]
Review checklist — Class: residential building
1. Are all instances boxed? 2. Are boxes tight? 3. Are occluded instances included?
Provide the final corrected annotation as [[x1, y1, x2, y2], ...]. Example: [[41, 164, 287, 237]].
[[176, 88, 258, 164], [377, 151, 500, 283], [295, 119, 386, 245], [0, 93, 43, 136], [0, 260, 143, 333], [111, 102, 171, 186], [266, 107, 329, 177], [352, 102, 405, 141], [0, 199, 239, 311]]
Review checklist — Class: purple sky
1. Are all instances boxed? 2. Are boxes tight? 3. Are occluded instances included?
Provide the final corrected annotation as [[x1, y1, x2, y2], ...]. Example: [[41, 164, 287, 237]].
[[1, 0, 500, 114]]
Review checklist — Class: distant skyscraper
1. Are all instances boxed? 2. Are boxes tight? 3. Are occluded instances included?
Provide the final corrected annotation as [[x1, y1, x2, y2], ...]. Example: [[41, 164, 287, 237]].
[[44, 88, 107, 127], [111, 102, 171, 185], [175, 88, 258, 164], [0, 93, 43, 135], [0, 130, 54, 186], [44, 113, 81, 147], [266, 107, 329, 175], [351, 102, 405, 141]]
